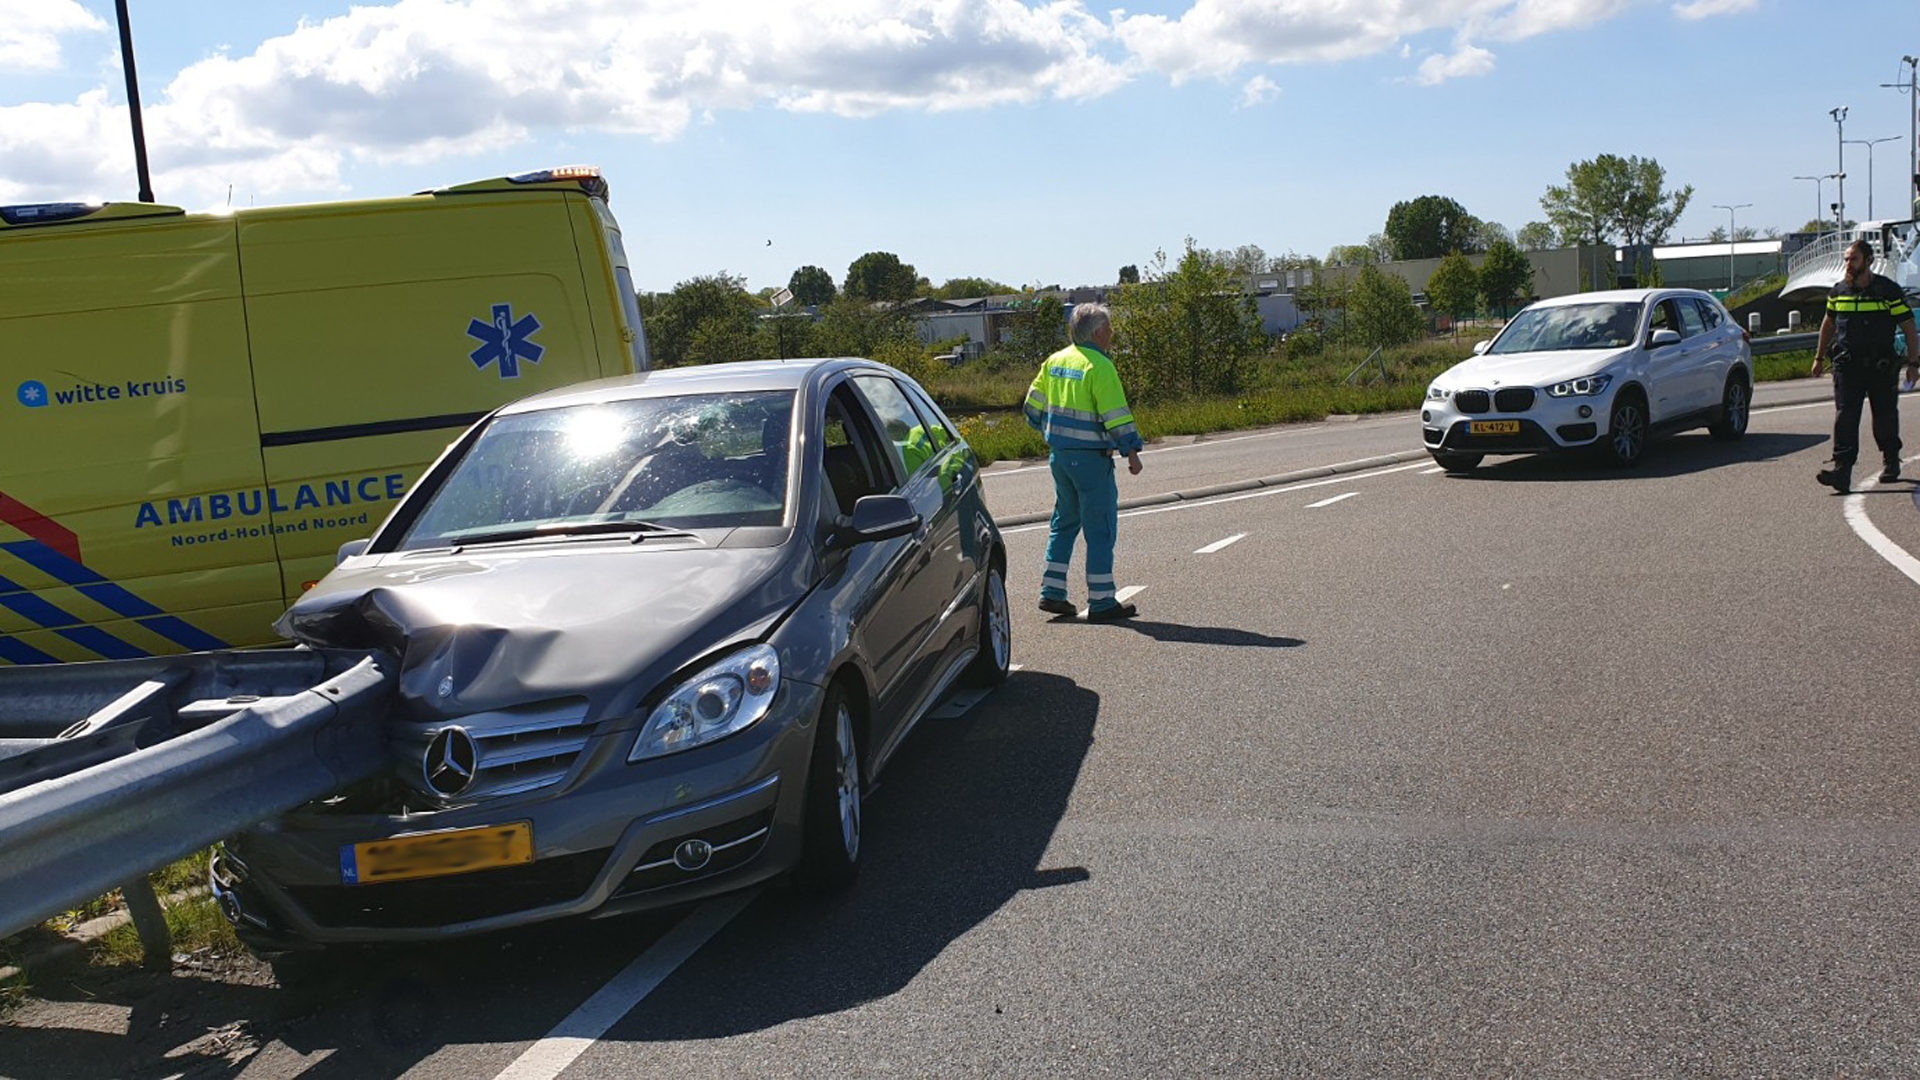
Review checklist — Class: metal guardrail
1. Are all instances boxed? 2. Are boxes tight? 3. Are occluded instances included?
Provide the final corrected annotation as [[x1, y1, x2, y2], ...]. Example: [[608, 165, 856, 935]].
[[1750, 332, 1818, 357], [0, 648, 395, 941]]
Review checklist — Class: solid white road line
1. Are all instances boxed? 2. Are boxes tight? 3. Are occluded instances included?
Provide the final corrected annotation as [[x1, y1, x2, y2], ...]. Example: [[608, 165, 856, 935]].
[[1002, 461, 1429, 534], [1842, 455, 1920, 589], [983, 418, 1405, 478], [1421, 466, 1446, 474], [1306, 492, 1357, 509], [1115, 585, 1145, 604], [493, 890, 759, 1080], [1194, 533, 1247, 554]]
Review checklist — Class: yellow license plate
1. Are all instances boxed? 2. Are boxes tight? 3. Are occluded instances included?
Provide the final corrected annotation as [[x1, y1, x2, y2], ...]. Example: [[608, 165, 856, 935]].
[[343, 821, 533, 885], [1469, 420, 1521, 434]]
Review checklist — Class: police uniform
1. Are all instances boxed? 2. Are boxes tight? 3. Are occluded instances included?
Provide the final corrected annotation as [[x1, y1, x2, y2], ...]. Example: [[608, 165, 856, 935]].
[[1025, 342, 1143, 615], [1822, 273, 1913, 479]]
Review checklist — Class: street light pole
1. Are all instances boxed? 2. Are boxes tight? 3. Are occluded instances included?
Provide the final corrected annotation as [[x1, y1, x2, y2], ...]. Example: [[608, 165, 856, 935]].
[[1711, 203, 1752, 291], [1843, 136, 1899, 219], [1830, 106, 1849, 233], [1883, 56, 1919, 217], [1793, 175, 1826, 232]]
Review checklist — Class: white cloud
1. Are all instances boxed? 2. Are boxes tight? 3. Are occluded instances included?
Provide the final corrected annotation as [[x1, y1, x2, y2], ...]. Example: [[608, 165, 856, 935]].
[[1239, 75, 1280, 107], [0, 0, 104, 71], [2, 0, 1128, 205], [1415, 43, 1496, 85], [1672, 0, 1757, 19]]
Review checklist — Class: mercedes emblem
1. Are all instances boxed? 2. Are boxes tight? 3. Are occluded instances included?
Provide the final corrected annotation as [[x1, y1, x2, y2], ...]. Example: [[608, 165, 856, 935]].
[[422, 726, 479, 798]]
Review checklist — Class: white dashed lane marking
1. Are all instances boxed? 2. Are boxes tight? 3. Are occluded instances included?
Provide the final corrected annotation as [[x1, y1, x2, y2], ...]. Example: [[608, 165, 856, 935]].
[[1194, 533, 1247, 555], [1306, 491, 1357, 509]]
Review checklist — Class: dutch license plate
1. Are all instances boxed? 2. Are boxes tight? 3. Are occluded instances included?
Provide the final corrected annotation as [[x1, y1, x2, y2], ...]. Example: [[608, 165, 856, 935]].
[[342, 821, 533, 885], [1469, 420, 1521, 435]]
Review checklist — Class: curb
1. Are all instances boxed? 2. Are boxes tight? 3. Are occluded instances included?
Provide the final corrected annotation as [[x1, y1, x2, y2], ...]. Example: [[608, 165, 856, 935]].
[[0, 886, 209, 982], [994, 451, 1433, 527]]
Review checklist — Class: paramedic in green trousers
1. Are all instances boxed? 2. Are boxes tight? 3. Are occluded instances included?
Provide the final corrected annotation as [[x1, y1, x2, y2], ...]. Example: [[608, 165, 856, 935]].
[[1024, 303, 1145, 621]]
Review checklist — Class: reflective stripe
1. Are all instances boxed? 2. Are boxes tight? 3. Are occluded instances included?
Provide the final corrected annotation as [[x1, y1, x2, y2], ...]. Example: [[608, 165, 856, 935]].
[[1045, 426, 1111, 446], [1107, 421, 1140, 441], [1049, 404, 1102, 422], [1086, 572, 1115, 585], [1830, 298, 1898, 312], [1040, 411, 1110, 434], [1088, 584, 1116, 599], [1098, 407, 1132, 423]]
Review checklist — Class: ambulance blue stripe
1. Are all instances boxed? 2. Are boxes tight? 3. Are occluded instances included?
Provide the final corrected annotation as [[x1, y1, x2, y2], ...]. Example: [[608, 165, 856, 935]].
[[57, 626, 147, 660], [0, 635, 59, 665], [2, 540, 229, 651]]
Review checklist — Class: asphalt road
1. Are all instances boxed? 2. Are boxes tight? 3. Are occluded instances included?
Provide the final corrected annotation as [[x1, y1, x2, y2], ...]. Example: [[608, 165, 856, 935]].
[[7, 378, 1920, 1078]]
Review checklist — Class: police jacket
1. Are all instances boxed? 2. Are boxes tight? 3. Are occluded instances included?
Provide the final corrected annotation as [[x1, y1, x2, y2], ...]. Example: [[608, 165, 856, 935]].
[[1827, 273, 1913, 363], [1024, 343, 1145, 455]]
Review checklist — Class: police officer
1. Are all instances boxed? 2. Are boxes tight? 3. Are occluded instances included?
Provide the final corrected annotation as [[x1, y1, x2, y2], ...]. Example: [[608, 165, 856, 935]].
[[1024, 303, 1144, 621], [1813, 238, 1920, 492]]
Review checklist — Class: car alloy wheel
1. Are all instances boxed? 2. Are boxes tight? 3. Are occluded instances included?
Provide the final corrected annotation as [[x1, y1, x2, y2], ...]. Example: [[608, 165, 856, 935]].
[[963, 563, 1010, 687], [1601, 394, 1646, 467], [1710, 377, 1749, 441], [797, 684, 862, 893]]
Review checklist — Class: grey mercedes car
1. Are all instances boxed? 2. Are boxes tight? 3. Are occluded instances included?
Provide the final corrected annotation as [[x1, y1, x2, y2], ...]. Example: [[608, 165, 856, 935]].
[[211, 358, 1010, 952]]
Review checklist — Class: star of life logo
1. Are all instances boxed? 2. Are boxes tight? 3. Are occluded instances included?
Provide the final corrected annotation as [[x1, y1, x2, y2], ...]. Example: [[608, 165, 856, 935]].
[[467, 304, 545, 378], [17, 381, 47, 407]]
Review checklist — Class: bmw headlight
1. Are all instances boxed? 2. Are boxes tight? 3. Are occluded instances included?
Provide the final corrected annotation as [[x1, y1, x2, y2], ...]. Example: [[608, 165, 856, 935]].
[[1426, 384, 1453, 401], [629, 644, 781, 762], [1547, 374, 1613, 398]]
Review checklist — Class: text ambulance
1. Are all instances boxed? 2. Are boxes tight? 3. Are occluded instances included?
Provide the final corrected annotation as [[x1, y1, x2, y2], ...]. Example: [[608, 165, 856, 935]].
[[0, 168, 648, 664]]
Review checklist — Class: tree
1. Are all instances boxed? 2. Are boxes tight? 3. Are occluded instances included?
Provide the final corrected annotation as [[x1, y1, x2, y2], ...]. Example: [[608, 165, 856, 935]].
[[788, 265, 836, 306], [1326, 242, 1380, 266], [648, 272, 760, 366], [993, 293, 1067, 369], [1426, 252, 1480, 337], [1346, 264, 1425, 350], [1474, 220, 1512, 249], [1515, 221, 1558, 251], [1540, 154, 1693, 280], [1109, 240, 1267, 400], [1705, 225, 1758, 243], [931, 276, 1014, 300], [843, 251, 918, 302], [1799, 218, 1855, 234], [809, 295, 917, 359], [1478, 239, 1534, 318], [1384, 196, 1484, 260], [1206, 244, 1272, 275], [1117, 264, 1140, 284]]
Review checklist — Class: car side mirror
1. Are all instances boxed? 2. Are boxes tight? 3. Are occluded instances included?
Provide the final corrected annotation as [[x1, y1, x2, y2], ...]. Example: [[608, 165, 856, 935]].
[[336, 538, 371, 565], [1472, 339, 1491, 355], [843, 494, 920, 544], [1647, 328, 1681, 348]]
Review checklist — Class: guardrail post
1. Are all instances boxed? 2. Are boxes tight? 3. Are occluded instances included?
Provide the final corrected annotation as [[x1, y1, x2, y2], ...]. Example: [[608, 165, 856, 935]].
[[119, 877, 171, 971]]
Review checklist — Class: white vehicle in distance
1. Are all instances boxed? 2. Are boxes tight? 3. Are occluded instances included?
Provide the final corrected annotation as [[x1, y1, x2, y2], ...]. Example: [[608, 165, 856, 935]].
[[1421, 288, 1753, 471]]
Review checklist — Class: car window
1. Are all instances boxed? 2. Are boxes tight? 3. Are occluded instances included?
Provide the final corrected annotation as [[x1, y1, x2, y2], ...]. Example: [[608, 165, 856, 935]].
[[1648, 300, 1679, 338], [394, 390, 794, 547], [898, 379, 956, 451], [1488, 302, 1641, 353], [1691, 297, 1723, 330], [851, 374, 939, 480], [821, 384, 894, 517], [1675, 298, 1707, 338]]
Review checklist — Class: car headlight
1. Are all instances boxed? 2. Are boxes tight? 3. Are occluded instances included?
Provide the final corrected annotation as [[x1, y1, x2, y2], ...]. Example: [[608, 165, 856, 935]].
[[1547, 374, 1613, 397], [629, 644, 781, 762], [1426, 384, 1453, 401]]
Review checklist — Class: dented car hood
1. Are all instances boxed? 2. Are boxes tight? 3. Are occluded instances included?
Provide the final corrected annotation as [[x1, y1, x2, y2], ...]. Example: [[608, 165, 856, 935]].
[[274, 539, 810, 719]]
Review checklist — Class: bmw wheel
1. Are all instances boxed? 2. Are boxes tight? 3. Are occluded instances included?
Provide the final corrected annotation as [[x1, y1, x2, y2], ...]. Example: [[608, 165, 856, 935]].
[[797, 684, 861, 893], [1597, 390, 1647, 467], [1709, 374, 1750, 441], [962, 561, 1010, 687]]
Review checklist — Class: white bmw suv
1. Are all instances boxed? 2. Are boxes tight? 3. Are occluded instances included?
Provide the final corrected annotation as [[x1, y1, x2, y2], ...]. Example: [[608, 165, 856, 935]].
[[1421, 288, 1753, 471]]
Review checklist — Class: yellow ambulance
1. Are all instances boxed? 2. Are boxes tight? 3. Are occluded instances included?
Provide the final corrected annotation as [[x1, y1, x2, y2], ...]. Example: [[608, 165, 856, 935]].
[[0, 168, 648, 664]]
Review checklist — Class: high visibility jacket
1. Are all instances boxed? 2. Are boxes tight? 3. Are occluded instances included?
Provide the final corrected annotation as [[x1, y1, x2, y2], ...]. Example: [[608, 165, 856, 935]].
[[1024, 344, 1144, 455], [1827, 273, 1913, 362]]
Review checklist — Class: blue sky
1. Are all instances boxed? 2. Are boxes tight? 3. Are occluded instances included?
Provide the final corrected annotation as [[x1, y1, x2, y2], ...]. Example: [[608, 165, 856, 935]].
[[3, 0, 1915, 293]]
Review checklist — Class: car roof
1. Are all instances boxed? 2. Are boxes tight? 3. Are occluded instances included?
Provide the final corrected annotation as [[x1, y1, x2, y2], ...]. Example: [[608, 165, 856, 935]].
[[494, 357, 889, 415], [1529, 288, 1711, 308]]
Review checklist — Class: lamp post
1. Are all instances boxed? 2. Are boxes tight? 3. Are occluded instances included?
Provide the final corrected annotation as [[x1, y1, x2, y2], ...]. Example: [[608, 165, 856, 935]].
[[1711, 203, 1752, 292], [1793, 174, 1843, 234], [1830, 106, 1849, 233], [1881, 56, 1918, 216], [1843, 136, 1899, 219]]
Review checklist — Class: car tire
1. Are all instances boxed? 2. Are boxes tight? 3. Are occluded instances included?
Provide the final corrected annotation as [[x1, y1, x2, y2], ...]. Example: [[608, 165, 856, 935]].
[[796, 684, 862, 894], [1596, 390, 1648, 468], [1430, 452, 1483, 472], [962, 561, 1010, 687], [1708, 374, 1750, 441]]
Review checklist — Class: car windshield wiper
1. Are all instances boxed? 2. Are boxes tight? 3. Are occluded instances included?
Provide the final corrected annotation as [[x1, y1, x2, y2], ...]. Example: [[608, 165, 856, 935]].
[[448, 519, 686, 547]]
